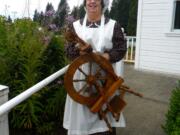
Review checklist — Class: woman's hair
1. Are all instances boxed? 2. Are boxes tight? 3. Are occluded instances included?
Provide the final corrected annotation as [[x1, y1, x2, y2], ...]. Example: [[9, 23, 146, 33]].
[[83, 0, 105, 9]]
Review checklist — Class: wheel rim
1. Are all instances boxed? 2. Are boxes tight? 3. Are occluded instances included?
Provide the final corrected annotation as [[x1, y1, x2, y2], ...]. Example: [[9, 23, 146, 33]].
[[64, 53, 116, 107]]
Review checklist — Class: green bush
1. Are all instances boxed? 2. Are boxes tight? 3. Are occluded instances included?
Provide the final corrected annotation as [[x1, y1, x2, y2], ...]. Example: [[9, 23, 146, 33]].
[[163, 81, 180, 135], [0, 17, 67, 134], [36, 35, 67, 134], [0, 18, 45, 131]]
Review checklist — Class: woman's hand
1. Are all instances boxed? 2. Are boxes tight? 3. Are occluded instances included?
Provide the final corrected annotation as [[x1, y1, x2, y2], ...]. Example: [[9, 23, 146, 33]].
[[101, 53, 110, 61], [95, 52, 110, 61], [79, 44, 93, 55]]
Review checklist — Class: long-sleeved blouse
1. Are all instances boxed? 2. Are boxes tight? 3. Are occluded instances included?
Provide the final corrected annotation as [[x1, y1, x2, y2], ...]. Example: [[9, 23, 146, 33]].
[[65, 17, 127, 63]]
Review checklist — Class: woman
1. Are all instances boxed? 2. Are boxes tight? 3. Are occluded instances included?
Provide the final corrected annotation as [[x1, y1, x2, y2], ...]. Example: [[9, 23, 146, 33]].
[[64, 0, 127, 134]]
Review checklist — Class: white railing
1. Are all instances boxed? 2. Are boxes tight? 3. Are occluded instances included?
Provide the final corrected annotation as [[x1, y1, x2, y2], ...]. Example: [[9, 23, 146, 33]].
[[0, 65, 69, 116], [124, 36, 136, 63]]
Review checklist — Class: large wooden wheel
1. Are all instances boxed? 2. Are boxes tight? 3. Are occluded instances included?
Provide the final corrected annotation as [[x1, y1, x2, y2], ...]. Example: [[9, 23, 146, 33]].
[[64, 53, 120, 107]]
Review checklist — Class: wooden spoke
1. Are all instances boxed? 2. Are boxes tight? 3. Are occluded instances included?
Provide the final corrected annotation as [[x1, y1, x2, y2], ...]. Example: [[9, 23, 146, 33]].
[[93, 81, 104, 96], [78, 67, 87, 76], [89, 84, 93, 91], [78, 83, 88, 94], [89, 62, 92, 75], [95, 66, 102, 76], [96, 76, 108, 80], [84, 84, 93, 93], [73, 79, 86, 82]]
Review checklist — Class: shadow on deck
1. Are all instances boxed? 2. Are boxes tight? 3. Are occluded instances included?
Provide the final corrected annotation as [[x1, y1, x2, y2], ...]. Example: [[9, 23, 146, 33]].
[[117, 63, 179, 135]]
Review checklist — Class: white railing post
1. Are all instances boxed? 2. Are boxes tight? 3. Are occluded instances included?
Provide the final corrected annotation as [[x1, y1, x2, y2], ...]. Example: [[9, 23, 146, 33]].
[[124, 36, 136, 63], [130, 38, 134, 61], [125, 38, 130, 60], [0, 85, 9, 135]]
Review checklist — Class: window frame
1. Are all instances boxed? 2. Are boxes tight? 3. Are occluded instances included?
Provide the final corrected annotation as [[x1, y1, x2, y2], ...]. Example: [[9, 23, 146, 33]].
[[173, 0, 180, 30], [166, 0, 180, 36]]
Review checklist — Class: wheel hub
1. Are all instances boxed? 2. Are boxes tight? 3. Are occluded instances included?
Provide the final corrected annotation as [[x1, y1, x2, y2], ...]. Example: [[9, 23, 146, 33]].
[[87, 75, 96, 85]]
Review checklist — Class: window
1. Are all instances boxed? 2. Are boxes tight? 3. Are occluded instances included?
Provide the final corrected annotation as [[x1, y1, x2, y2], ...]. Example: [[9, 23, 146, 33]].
[[174, 1, 180, 29], [166, 0, 180, 36]]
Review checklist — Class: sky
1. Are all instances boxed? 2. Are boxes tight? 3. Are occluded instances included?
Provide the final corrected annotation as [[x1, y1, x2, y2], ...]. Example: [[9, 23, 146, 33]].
[[0, 0, 84, 19]]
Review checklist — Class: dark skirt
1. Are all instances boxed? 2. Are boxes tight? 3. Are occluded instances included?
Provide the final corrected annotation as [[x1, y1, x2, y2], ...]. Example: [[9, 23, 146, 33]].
[[65, 128, 116, 135], [90, 128, 116, 135]]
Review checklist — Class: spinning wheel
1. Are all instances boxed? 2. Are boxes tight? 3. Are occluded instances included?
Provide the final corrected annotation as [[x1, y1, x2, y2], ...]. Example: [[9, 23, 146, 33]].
[[63, 27, 143, 131], [64, 52, 127, 131], [64, 53, 123, 109]]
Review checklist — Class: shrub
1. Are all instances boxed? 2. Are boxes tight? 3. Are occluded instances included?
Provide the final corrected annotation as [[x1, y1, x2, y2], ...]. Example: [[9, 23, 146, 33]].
[[0, 18, 67, 134], [163, 81, 180, 135], [36, 35, 67, 134], [2, 19, 47, 131]]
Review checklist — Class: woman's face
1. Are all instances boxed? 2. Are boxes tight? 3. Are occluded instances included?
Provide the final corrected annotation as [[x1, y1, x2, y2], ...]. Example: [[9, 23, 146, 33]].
[[86, 0, 102, 14]]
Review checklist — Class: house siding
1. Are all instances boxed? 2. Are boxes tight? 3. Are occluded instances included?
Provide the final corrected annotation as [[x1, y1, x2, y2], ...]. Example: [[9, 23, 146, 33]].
[[135, 0, 180, 76]]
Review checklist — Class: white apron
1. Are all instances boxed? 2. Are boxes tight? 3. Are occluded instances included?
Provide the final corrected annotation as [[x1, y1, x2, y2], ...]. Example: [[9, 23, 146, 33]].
[[63, 14, 125, 135]]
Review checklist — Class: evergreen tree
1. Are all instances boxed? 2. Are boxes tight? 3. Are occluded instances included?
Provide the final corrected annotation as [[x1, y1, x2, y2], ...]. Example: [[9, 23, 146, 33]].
[[33, 9, 40, 22], [71, 7, 79, 19], [39, 11, 44, 25], [45, 2, 54, 12], [110, 0, 131, 32], [104, 9, 110, 18], [54, 0, 69, 28], [78, 4, 85, 19], [7, 15, 12, 23], [33, 10, 46, 26], [127, 0, 138, 36], [44, 3, 55, 26]]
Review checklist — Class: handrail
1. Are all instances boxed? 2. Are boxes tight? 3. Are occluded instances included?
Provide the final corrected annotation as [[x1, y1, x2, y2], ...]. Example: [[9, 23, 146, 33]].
[[0, 65, 69, 116]]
